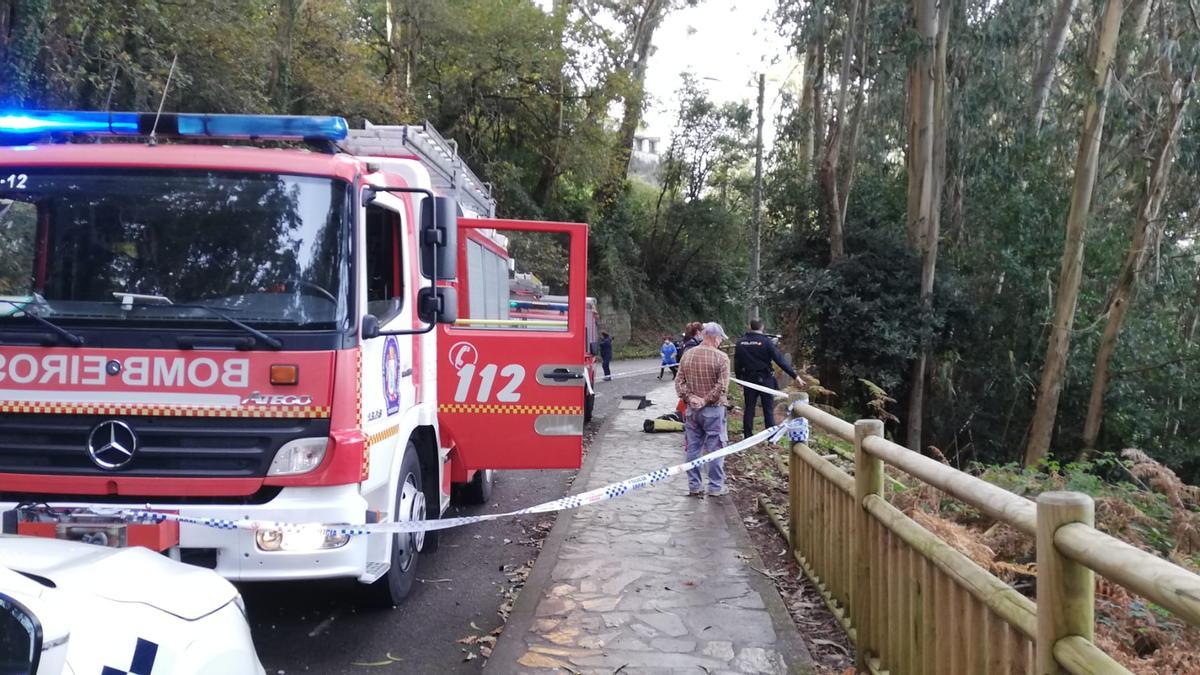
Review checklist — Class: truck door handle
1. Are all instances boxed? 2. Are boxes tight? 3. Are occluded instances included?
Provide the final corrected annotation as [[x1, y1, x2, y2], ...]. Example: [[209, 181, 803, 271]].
[[536, 365, 585, 386]]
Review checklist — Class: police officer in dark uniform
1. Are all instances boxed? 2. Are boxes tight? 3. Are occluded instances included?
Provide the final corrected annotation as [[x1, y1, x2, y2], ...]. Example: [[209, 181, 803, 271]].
[[734, 318, 799, 438]]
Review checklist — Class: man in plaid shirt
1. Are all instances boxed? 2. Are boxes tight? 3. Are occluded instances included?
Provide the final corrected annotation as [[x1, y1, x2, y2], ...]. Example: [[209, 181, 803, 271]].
[[675, 322, 731, 497]]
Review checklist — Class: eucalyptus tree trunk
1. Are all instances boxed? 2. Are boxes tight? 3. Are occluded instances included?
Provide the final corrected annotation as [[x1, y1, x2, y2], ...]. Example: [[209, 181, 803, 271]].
[[904, 0, 946, 452], [1115, 0, 1152, 80], [596, 0, 668, 209], [1031, 0, 1077, 133], [1082, 74, 1193, 454], [1024, 0, 1125, 466], [798, 38, 819, 187], [838, 0, 871, 229], [269, 0, 301, 113], [533, 0, 570, 207], [812, 38, 827, 185], [904, 0, 936, 251], [384, 0, 401, 97], [612, 2, 663, 173], [820, 0, 860, 262], [383, 0, 417, 97]]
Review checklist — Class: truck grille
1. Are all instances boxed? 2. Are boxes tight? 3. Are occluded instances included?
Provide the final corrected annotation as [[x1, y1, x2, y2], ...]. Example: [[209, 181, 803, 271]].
[[0, 414, 330, 478]]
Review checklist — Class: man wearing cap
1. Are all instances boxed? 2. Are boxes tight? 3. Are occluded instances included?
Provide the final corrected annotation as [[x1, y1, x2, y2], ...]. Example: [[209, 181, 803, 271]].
[[734, 318, 799, 439], [675, 322, 731, 497]]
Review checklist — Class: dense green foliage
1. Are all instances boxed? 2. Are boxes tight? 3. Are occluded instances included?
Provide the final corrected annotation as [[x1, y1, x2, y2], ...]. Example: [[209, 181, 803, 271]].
[[767, 0, 1200, 478]]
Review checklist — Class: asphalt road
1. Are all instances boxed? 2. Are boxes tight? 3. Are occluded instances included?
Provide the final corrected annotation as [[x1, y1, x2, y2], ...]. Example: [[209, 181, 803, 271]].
[[242, 358, 661, 674]]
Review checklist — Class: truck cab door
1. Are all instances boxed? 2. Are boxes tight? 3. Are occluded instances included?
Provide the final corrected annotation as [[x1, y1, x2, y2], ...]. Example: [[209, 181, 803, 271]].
[[437, 218, 588, 470], [358, 194, 417, 493]]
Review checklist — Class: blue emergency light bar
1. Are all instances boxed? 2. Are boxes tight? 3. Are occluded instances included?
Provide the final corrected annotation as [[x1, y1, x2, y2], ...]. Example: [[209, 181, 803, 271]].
[[0, 110, 349, 141]]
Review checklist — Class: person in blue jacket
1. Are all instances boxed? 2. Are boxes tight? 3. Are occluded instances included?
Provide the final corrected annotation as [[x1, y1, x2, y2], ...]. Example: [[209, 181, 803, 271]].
[[659, 335, 679, 379], [598, 331, 613, 381]]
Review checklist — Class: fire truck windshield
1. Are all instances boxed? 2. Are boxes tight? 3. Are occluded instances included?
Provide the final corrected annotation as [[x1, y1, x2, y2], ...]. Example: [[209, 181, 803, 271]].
[[0, 169, 350, 333]]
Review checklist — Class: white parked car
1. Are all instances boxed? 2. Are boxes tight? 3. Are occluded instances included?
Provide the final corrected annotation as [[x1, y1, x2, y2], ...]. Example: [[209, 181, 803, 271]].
[[0, 535, 264, 675]]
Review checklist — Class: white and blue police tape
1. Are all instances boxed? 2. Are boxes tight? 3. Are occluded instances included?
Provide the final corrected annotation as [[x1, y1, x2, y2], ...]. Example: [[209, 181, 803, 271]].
[[593, 364, 673, 382], [595, 362, 791, 399], [786, 416, 810, 443], [732, 377, 789, 399], [77, 422, 790, 538]]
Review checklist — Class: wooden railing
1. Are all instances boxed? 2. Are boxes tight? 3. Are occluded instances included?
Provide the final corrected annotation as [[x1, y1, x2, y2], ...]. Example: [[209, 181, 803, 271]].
[[784, 393, 1200, 674]]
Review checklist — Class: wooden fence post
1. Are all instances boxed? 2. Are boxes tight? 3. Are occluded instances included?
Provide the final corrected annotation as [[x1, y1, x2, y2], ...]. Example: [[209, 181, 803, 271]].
[[1036, 491, 1095, 675], [787, 394, 809, 551], [854, 419, 885, 671]]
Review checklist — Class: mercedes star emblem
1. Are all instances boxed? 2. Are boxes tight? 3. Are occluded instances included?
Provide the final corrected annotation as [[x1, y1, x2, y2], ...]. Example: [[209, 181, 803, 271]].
[[86, 420, 138, 470]]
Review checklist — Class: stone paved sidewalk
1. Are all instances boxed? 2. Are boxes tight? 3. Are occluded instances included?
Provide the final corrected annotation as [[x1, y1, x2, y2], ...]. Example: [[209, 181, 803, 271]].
[[487, 382, 812, 674]]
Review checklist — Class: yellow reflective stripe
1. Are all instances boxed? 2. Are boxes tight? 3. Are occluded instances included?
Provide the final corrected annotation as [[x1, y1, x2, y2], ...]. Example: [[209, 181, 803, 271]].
[[0, 400, 330, 418], [365, 425, 401, 447], [362, 424, 402, 480], [439, 401, 583, 413]]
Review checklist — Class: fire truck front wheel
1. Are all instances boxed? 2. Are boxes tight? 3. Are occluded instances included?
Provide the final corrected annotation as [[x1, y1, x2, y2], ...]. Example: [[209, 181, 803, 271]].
[[365, 442, 424, 607]]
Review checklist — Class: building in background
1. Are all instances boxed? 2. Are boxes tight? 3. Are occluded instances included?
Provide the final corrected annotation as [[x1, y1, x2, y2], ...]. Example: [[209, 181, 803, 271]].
[[629, 132, 662, 186]]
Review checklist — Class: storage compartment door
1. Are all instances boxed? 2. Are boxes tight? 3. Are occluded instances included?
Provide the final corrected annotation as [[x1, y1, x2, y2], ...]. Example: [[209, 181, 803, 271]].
[[437, 218, 587, 469]]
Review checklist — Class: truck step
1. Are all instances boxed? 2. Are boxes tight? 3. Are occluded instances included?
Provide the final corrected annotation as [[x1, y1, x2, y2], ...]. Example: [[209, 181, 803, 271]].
[[359, 561, 390, 584]]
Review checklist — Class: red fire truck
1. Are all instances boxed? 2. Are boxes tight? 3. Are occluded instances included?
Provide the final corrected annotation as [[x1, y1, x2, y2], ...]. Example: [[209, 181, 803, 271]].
[[0, 112, 589, 605]]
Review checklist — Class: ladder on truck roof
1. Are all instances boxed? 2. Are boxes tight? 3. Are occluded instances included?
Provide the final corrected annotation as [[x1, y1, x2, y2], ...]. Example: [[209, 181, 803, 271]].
[[342, 121, 496, 218]]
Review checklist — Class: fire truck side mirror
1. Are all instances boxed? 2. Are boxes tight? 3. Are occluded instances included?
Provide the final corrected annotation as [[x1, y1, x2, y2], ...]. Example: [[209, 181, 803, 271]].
[[417, 286, 457, 325], [361, 314, 381, 340], [420, 196, 458, 281]]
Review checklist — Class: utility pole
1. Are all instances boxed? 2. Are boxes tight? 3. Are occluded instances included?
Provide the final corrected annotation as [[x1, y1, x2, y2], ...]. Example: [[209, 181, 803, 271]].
[[750, 72, 766, 322]]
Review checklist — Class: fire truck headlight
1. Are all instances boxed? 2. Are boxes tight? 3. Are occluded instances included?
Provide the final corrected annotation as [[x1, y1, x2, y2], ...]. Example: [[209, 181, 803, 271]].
[[255, 526, 350, 552], [268, 438, 328, 476], [255, 529, 283, 551]]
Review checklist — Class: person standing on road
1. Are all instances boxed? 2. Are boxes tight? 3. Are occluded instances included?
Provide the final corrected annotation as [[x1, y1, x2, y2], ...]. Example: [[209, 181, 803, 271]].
[[659, 335, 679, 379], [734, 318, 799, 439], [679, 322, 703, 358], [675, 322, 704, 416], [598, 331, 613, 381], [675, 322, 731, 497]]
